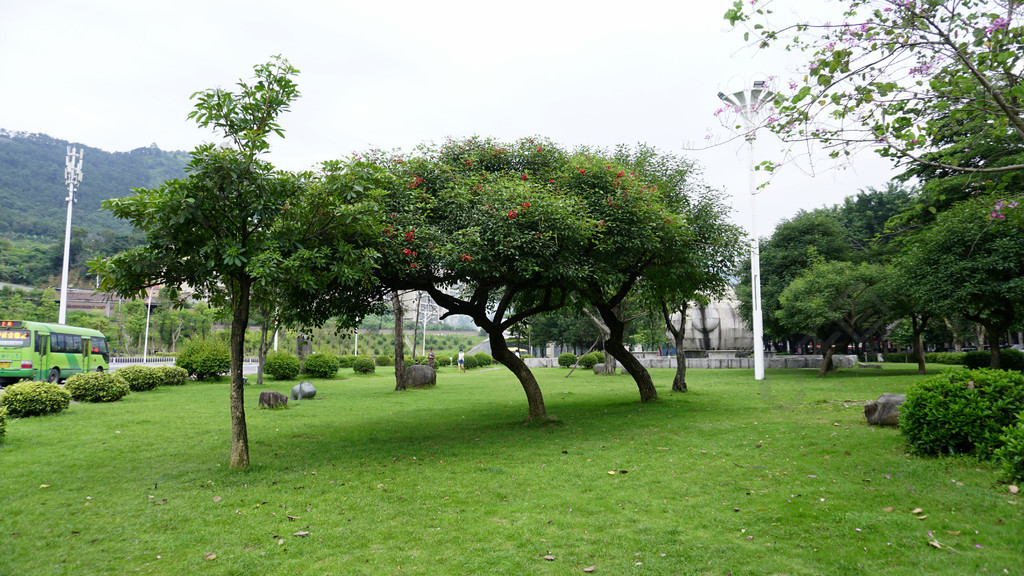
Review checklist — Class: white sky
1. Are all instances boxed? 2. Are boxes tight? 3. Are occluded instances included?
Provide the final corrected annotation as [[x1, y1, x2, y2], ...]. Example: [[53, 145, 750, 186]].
[[0, 0, 899, 236]]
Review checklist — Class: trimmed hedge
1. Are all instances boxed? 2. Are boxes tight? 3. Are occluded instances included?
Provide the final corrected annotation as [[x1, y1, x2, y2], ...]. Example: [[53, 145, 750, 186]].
[[901, 369, 1024, 458], [558, 353, 577, 368], [923, 352, 966, 365], [338, 355, 357, 368], [963, 351, 993, 370], [65, 372, 130, 403], [304, 353, 340, 378], [994, 412, 1024, 482], [352, 356, 375, 374], [474, 352, 493, 366], [116, 365, 161, 392], [375, 355, 394, 367], [1, 380, 71, 417], [265, 352, 301, 380], [176, 339, 230, 380]]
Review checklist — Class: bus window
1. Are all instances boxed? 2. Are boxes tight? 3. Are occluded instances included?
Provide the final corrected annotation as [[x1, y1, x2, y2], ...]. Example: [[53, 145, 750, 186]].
[[51, 333, 65, 353], [67, 335, 82, 354], [91, 337, 109, 359]]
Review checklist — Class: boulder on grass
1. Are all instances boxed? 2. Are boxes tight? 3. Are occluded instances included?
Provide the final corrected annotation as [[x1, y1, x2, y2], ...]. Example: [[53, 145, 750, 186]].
[[404, 364, 436, 388], [291, 380, 317, 401], [864, 393, 906, 426], [259, 390, 288, 409]]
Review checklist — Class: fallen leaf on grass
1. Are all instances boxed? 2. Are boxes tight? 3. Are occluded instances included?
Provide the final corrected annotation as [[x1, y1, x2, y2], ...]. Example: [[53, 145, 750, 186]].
[[154, 499, 167, 505], [928, 540, 942, 549], [1009, 485, 1019, 495], [278, 539, 284, 545], [584, 566, 596, 573], [213, 496, 221, 503], [292, 531, 310, 537], [39, 485, 50, 489], [607, 471, 616, 475], [543, 555, 555, 561], [204, 553, 217, 560], [883, 507, 894, 512], [287, 515, 300, 520], [916, 515, 929, 520], [910, 508, 923, 514]]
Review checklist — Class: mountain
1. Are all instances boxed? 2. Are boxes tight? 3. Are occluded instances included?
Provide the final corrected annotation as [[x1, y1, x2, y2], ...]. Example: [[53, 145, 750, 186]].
[[0, 130, 190, 239]]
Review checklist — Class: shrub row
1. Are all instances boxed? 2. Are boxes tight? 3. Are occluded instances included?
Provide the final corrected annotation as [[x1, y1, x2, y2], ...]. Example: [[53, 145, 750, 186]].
[[901, 368, 1024, 481], [117, 365, 189, 390], [923, 351, 966, 365]]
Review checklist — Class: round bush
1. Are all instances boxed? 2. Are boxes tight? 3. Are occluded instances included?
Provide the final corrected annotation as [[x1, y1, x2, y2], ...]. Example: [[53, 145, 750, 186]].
[[558, 352, 577, 368], [0, 406, 7, 443], [157, 366, 189, 386], [993, 412, 1024, 482], [352, 356, 375, 374], [65, 372, 130, 403], [435, 355, 452, 367], [338, 355, 357, 368], [593, 351, 605, 363], [474, 352, 493, 366], [901, 368, 1024, 458], [116, 365, 161, 392], [304, 352, 340, 378], [265, 352, 301, 380], [375, 354, 394, 367], [578, 353, 599, 369], [463, 354, 479, 369], [1, 380, 71, 417], [176, 339, 230, 380]]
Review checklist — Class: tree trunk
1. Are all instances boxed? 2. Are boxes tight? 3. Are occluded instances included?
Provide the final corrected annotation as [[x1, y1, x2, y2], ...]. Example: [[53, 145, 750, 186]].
[[662, 301, 688, 392], [410, 291, 422, 363], [256, 320, 273, 386], [489, 329, 548, 420], [229, 279, 251, 469], [911, 315, 928, 375], [392, 292, 407, 391], [817, 335, 851, 378], [598, 302, 657, 402]]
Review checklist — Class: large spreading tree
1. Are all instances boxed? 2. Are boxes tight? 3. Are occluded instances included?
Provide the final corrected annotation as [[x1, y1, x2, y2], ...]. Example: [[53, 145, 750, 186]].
[[92, 58, 382, 468]]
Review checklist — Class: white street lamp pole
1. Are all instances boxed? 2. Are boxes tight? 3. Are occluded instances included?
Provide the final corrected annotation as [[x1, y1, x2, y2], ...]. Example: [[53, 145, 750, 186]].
[[143, 289, 153, 361], [718, 80, 774, 380], [59, 146, 84, 325]]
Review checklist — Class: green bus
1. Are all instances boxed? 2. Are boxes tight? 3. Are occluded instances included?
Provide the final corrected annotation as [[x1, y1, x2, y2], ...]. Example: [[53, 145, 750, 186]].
[[0, 320, 110, 385]]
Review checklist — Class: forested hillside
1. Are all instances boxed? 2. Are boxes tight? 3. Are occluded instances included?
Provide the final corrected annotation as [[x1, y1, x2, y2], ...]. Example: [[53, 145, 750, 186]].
[[0, 130, 189, 238], [0, 130, 190, 286]]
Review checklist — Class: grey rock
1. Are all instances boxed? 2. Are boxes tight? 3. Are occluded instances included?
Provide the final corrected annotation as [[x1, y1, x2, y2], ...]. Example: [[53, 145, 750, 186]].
[[291, 381, 317, 401], [864, 393, 906, 426], [404, 364, 436, 388], [258, 390, 288, 409]]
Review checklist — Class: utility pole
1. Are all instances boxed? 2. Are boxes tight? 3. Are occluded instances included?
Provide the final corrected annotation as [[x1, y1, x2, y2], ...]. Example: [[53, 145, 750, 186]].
[[59, 146, 84, 325]]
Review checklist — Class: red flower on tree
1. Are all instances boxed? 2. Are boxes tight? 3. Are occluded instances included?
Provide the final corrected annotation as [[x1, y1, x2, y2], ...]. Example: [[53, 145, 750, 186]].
[[402, 248, 413, 256], [461, 254, 472, 262], [521, 202, 531, 208], [408, 176, 425, 189], [465, 159, 472, 166], [578, 169, 586, 174], [508, 210, 517, 219], [405, 229, 415, 242], [521, 174, 529, 180], [616, 171, 625, 178]]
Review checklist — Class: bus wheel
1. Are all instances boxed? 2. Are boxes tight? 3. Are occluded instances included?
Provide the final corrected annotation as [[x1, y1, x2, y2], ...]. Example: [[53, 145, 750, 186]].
[[48, 368, 61, 383], [96, 366, 104, 372]]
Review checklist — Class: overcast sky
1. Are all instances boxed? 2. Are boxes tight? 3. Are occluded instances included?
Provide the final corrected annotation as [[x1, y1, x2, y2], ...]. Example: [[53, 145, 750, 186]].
[[1, 0, 899, 236]]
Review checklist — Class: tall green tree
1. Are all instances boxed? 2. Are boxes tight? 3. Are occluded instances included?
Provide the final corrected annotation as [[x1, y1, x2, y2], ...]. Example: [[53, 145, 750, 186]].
[[92, 58, 381, 468], [898, 194, 1024, 368], [776, 255, 890, 376]]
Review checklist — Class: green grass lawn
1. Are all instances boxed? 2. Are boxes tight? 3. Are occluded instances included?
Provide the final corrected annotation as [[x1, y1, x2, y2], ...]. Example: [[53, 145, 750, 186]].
[[1, 364, 1020, 575]]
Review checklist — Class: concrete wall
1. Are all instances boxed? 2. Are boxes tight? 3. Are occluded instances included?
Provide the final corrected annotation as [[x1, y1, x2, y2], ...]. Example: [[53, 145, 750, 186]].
[[523, 355, 858, 370]]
